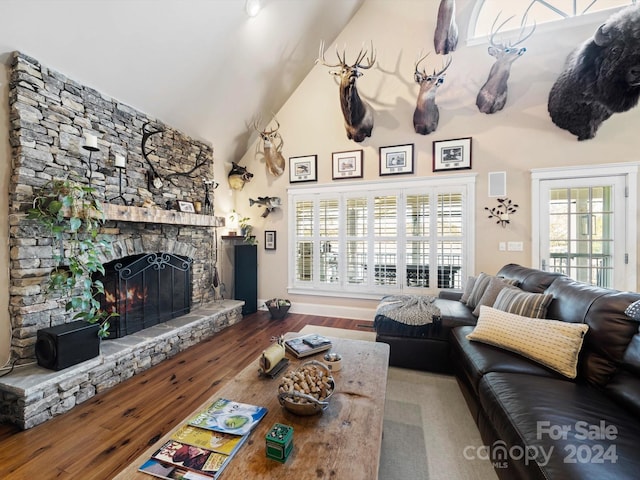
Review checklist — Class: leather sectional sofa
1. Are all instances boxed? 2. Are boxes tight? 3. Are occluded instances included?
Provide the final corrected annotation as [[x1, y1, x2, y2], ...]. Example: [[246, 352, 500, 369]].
[[375, 263, 640, 479]]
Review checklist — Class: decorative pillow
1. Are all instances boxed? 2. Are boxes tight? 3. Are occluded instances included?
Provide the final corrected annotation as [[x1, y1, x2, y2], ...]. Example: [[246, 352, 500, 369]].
[[465, 273, 491, 310], [466, 273, 517, 311], [471, 277, 519, 316], [493, 287, 554, 319], [467, 306, 589, 378], [460, 276, 477, 304], [625, 299, 640, 321]]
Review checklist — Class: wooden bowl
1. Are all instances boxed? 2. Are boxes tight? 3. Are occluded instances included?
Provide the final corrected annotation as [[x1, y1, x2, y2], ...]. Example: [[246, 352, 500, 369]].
[[277, 360, 335, 415]]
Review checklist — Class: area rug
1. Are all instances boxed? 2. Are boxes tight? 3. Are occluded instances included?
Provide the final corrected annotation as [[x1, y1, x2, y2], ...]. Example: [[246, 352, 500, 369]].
[[298, 325, 498, 480]]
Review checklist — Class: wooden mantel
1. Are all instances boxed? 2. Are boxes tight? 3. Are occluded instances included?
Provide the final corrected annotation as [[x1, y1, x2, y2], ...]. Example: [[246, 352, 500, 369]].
[[102, 204, 225, 227]]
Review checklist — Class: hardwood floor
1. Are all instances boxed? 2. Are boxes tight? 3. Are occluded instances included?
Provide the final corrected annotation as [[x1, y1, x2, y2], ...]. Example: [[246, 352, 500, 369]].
[[0, 312, 372, 479]]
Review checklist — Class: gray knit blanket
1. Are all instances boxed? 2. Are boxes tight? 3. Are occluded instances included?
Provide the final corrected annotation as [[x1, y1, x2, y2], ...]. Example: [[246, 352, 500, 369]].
[[375, 295, 441, 326]]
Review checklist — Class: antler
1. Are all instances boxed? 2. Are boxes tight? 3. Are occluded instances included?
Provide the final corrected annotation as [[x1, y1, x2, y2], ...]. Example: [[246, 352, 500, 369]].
[[141, 121, 164, 180], [415, 52, 451, 77], [316, 40, 376, 70], [316, 40, 345, 68], [352, 41, 376, 70], [163, 150, 208, 184], [489, 12, 536, 49]]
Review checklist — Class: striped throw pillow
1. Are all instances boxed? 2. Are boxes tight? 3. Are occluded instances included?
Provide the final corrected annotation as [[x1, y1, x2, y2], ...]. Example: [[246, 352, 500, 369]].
[[493, 287, 554, 319]]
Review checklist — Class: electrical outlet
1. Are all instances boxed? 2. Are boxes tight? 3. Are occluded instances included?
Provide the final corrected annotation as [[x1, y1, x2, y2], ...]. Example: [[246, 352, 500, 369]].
[[507, 241, 524, 251]]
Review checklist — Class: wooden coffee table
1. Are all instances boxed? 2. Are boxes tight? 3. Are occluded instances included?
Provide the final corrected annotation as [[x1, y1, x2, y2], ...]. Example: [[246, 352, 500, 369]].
[[115, 336, 390, 480]]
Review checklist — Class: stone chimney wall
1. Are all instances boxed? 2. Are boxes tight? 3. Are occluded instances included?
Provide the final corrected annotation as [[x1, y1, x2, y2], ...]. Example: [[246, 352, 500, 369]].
[[7, 51, 220, 364]]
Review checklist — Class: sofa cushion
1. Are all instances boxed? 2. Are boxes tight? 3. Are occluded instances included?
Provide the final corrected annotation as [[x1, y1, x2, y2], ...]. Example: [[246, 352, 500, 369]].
[[478, 372, 640, 480], [451, 326, 562, 396], [496, 263, 565, 293], [580, 291, 640, 386], [471, 276, 519, 316], [467, 306, 589, 378], [492, 287, 554, 319]]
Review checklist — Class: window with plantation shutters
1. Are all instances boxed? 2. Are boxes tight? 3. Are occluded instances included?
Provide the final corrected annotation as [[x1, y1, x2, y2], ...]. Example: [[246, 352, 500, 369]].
[[288, 175, 476, 299]]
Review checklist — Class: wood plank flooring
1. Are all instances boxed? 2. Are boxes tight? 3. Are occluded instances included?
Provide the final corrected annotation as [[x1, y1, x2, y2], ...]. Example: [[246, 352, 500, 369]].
[[0, 312, 373, 479]]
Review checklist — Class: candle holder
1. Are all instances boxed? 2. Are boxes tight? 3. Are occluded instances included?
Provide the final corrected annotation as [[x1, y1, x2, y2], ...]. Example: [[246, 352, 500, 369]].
[[81, 143, 99, 190], [110, 166, 129, 205]]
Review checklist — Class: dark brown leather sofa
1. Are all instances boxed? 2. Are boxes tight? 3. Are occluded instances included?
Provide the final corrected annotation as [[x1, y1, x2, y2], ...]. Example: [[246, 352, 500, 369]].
[[376, 264, 640, 479]]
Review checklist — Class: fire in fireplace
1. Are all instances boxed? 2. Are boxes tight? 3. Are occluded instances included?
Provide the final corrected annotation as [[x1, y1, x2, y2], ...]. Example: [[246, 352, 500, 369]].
[[95, 253, 193, 338]]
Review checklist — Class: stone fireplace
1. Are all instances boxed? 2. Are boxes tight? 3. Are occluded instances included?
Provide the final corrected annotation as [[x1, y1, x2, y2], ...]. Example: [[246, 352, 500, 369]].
[[0, 52, 243, 429]]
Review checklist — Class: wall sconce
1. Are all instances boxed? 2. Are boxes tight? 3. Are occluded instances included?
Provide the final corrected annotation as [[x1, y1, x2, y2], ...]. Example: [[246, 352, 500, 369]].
[[245, 0, 261, 17], [485, 198, 519, 228]]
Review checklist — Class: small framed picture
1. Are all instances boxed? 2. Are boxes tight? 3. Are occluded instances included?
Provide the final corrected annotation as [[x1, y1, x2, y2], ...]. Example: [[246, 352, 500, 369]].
[[433, 137, 472, 172], [289, 155, 318, 183], [379, 144, 414, 176], [265, 230, 276, 250], [332, 150, 363, 180], [177, 200, 196, 213]]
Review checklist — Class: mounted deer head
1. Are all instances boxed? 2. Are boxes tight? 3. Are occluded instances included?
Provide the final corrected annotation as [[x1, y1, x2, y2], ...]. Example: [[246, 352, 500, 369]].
[[317, 41, 376, 143], [413, 53, 452, 135], [476, 14, 536, 114], [434, 0, 458, 54], [254, 117, 285, 177]]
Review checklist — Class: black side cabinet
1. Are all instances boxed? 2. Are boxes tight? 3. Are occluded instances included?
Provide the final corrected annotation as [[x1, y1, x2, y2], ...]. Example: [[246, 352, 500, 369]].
[[234, 244, 257, 315]]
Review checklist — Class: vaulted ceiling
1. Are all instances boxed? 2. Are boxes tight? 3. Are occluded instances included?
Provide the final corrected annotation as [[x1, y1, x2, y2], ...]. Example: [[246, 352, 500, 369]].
[[1, 0, 364, 164]]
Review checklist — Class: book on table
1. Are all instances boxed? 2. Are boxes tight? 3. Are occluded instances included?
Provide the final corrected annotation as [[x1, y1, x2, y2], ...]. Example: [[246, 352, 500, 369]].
[[284, 333, 332, 358]]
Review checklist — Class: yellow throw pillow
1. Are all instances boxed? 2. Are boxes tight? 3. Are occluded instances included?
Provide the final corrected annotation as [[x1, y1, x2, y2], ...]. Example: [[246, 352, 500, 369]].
[[467, 306, 589, 378]]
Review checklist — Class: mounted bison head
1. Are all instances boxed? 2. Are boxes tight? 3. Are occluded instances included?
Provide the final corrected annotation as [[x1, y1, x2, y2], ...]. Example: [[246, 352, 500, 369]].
[[548, 5, 640, 140]]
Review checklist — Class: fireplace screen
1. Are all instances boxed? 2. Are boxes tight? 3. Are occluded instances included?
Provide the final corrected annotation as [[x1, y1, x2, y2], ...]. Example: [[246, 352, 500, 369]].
[[96, 253, 193, 338]]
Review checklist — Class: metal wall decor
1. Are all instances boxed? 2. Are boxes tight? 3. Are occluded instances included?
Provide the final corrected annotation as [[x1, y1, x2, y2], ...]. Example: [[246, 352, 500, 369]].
[[485, 198, 519, 228]]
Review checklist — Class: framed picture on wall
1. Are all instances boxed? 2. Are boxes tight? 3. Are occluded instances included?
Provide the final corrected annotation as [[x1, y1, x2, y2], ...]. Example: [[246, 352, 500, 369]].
[[379, 144, 414, 176], [332, 149, 363, 180], [265, 230, 276, 250], [289, 155, 318, 183], [433, 137, 472, 172]]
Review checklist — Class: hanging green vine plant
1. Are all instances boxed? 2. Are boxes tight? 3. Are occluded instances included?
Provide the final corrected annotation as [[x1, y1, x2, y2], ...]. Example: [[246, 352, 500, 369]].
[[27, 178, 116, 338]]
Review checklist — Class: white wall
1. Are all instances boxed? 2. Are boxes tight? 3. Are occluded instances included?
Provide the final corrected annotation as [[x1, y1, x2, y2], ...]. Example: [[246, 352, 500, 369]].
[[232, 0, 640, 318]]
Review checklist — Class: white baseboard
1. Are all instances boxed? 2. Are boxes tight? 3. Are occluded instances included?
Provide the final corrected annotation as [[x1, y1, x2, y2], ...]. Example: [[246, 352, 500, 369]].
[[258, 298, 375, 322]]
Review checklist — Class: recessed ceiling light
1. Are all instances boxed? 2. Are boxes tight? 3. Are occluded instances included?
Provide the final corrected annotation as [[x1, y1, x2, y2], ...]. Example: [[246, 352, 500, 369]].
[[246, 0, 261, 17]]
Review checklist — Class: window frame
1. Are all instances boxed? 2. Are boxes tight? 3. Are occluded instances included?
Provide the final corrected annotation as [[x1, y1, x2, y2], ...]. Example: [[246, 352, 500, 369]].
[[287, 174, 476, 300], [466, 0, 636, 47]]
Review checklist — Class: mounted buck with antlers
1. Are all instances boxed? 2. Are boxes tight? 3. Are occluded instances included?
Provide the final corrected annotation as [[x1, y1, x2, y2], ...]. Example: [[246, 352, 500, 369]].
[[254, 117, 285, 177], [317, 41, 376, 143], [476, 14, 536, 114], [413, 53, 452, 135]]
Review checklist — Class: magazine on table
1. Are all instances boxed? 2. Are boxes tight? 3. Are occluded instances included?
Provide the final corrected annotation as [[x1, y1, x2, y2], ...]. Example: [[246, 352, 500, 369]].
[[149, 440, 226, 476], [187, 398, 268, 435], [138, 457, 215, 480], [139, 433, 248, 480], [284, 333, 332, 358], [171, 424, 244, 456]]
